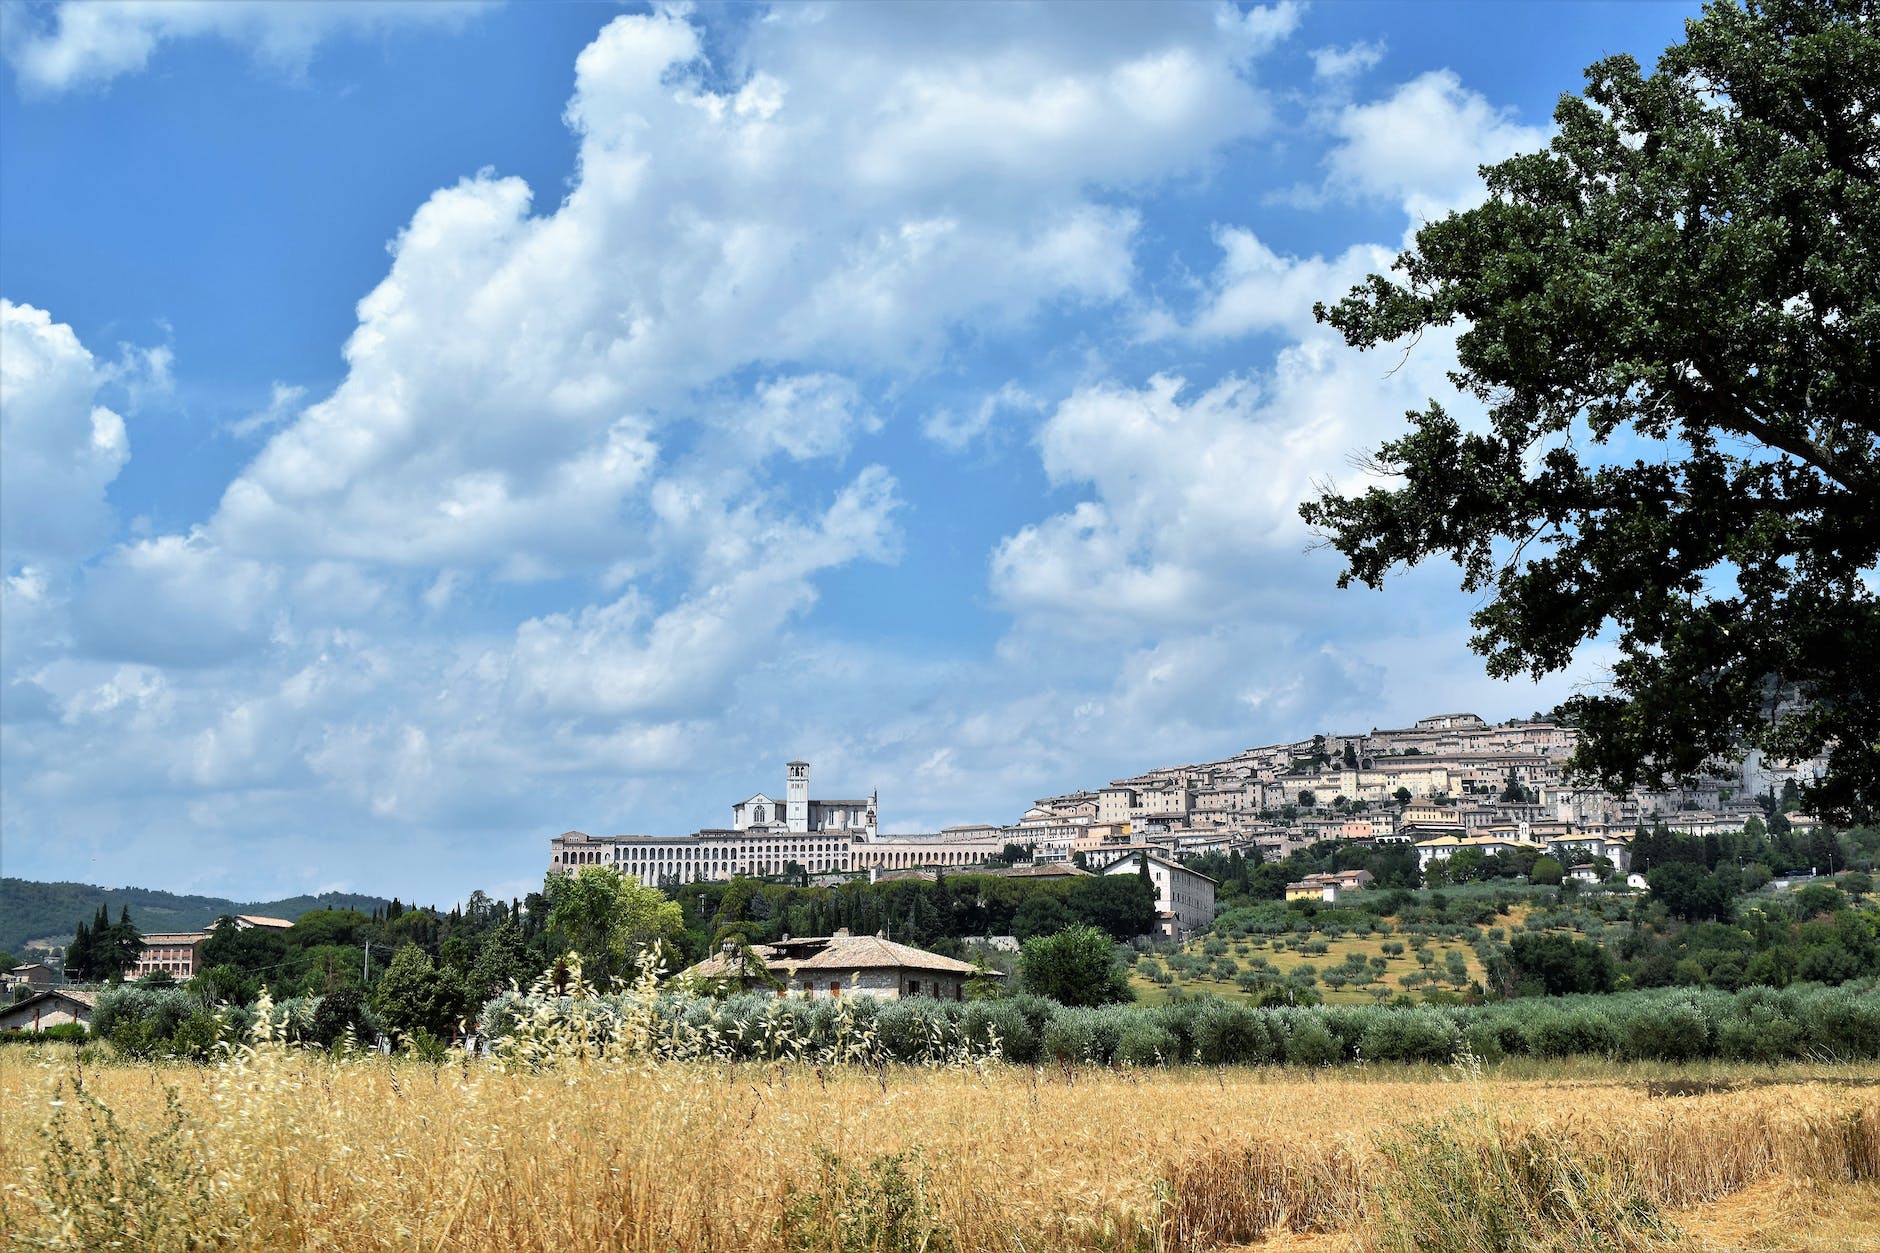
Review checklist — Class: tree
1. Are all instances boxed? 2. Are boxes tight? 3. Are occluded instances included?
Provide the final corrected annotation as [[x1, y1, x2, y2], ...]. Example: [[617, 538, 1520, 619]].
[[1067, 873, 1157, 941], [1301, 0, 1880, 825], [1649, 862, 1737, 923], [371, 943, 466, 1041], [1392, 787, 1413, 807], [544, 866, 687, 983], [1531, 855, 1565, 886], [1011, 894, 1075, 940], [1508, 932, 1615, 996], [1018, 924, 1133, 1007]]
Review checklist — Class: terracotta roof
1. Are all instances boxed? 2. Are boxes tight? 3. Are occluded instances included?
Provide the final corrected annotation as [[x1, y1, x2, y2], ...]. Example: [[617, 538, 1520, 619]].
[[792, 935, 979, 974], [4, 988, 96, 1009], [236, 915, 293, 929], [683, 932, 982, 981]]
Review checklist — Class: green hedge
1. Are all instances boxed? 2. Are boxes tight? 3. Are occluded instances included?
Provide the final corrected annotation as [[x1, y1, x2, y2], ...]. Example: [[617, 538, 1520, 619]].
[[478, 978, 1880, 1067]]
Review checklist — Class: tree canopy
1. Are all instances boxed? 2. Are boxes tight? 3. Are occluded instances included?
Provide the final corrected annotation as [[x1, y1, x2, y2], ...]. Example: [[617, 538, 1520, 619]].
[[1018, 924, 1134, 1007], [1302, 0, 1879, 823], [544, 865, 688, 983]]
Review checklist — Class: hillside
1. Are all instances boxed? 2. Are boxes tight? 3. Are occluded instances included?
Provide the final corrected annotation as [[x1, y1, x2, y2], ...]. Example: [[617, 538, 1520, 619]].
[[0, 878, 390, 955]]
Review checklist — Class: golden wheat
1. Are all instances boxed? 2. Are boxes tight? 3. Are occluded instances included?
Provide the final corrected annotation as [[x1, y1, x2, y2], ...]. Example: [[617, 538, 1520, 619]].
[[1, 1038, 1875, 1252]]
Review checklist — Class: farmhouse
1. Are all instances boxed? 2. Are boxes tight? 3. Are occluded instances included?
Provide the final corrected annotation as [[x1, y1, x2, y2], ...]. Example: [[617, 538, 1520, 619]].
[[0, 988, 96, 1033], [679, 929, 989, 1000]]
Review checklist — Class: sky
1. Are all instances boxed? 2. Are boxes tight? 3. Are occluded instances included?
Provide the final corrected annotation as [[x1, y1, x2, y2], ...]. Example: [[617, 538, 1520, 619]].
[[0, 0, 1702, 906]]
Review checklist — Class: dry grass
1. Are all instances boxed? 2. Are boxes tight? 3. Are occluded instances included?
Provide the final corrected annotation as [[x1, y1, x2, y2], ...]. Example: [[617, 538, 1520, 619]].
[[2, 1043, 1875, 1252]]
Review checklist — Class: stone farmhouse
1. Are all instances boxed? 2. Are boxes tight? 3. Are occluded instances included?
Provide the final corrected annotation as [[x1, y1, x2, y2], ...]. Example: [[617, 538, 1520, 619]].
[[679, 929, 988, 1000], [0, 988, 96, 1033]]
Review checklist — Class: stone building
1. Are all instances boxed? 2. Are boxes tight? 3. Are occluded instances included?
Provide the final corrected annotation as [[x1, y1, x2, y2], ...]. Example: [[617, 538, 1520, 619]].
[[679, 929, 989, 1000]]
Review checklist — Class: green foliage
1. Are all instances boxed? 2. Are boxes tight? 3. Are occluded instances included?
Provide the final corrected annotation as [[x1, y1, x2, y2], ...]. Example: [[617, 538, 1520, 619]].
[[1301, 0, 1880, 825], [545, 865, 688, 984], [1509, 932, 1615, 997], [371, 944, 468, 1041], [1019, 925, 1133, 1008]]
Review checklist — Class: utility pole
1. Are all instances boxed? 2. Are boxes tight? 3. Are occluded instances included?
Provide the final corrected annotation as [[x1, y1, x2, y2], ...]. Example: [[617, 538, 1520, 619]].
[[363, 941, 372, 985]]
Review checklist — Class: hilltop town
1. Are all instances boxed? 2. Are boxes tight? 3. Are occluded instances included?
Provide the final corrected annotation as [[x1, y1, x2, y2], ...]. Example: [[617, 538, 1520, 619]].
[[549, 711, 1832, 924]]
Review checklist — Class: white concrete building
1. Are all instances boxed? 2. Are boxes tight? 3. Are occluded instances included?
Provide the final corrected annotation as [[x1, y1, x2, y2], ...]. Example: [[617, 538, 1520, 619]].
[[1100, 849, 1217, 939]]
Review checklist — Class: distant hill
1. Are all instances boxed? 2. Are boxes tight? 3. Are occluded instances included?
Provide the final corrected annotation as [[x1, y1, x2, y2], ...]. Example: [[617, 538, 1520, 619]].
[[0, 879, 391, 956]]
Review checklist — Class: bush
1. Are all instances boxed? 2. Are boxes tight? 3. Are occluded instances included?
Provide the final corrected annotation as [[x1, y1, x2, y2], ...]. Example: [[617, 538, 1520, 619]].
[[1360, 1009, 1461, 1064], [1280, 1013, 1341, 1066], [1621, 998, 1711, 1062], [1193, 1001, 1275, 1065], [1040, 1011, 1093, 1063], [1116, 1020, 1174, 1066], [1523, 1007, 1621, 1060]]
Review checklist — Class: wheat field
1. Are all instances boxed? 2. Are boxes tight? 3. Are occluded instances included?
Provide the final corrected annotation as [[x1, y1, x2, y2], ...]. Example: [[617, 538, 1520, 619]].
[[2, 1039, 1876, 1252]]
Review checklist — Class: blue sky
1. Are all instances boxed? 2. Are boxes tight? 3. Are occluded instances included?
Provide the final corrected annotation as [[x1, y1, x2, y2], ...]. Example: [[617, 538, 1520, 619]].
[[0, 0, 1699, 905]]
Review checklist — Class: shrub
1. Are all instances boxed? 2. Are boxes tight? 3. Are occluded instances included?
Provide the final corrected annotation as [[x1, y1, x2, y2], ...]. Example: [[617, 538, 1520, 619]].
[[1360, 1009, 1460, 1064], [1116, 1020, 1174, 1066], [1621, 999, 1710, 1062], [1280, 1013, 1341, 1066], [1040, 1012, 1093, 1064], [1522, 1007, 1621, 1060], [1193, 1002, 1275, 1065]]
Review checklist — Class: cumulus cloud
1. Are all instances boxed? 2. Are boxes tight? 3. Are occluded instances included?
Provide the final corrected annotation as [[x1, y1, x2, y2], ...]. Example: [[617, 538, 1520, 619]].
[[990, 330, 1455, 636], [71, 533, 281, 667], [209, 6, 1286, 575], [0, 300, 128, 567], [1182, 227, 1396, 340], [1, 0, 488, 94], [1323, 69, 1549, 220]]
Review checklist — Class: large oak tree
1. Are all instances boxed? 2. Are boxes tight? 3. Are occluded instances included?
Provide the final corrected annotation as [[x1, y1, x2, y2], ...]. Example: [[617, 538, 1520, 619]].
[[1302, 0, 1879, 821]]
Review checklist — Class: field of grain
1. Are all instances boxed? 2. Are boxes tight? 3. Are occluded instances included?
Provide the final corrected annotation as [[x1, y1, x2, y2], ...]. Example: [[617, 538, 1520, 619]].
[[3, 1036, 1877, 1253]]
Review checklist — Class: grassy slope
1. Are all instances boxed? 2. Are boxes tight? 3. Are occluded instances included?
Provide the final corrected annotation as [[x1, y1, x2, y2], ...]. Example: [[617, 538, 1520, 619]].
[[1129, 903, 1541, 1006]]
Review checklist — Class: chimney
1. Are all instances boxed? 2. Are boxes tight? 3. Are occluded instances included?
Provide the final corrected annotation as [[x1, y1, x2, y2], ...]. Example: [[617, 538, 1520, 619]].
[[833, 927, 850, 938]]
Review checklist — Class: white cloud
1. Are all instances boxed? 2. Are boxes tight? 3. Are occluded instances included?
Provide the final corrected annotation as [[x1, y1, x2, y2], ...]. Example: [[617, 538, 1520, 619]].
[[230, 381, 307, 439], [508, 466, 899, 718], [1312, 40, 1385, 82], [923, 382, 1043, 450], [1182, 227, 1396, 340], [208, 7, 1282, 576], [0, 300, 128, 566], [1323, 69, 1549, 221], [2, 0, 488, 95], [71, 533, 281, 667]]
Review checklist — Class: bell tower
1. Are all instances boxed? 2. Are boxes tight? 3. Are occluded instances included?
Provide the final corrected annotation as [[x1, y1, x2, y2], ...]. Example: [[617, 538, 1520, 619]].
[[786, 760, 809, 833]]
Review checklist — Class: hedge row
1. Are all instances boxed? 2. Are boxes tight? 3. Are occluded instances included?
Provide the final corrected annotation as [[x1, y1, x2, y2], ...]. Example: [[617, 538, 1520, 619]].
[[481, 978, 1880, 1067]]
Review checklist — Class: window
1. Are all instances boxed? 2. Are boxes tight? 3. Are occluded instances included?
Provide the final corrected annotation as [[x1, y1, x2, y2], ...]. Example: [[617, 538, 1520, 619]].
[[830, 981, 841, 998]]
